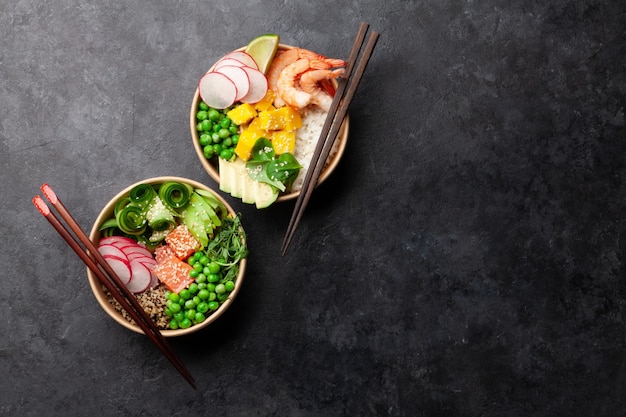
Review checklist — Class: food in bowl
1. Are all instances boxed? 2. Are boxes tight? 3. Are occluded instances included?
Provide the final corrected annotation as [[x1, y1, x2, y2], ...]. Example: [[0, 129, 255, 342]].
[[87, 177, 247, 336], [190, 35, 349, 208]]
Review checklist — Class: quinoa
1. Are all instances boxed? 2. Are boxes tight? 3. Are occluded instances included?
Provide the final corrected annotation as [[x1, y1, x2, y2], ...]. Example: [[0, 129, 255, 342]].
[[291, 106, 342, 192], [104, 284, 170, 330]]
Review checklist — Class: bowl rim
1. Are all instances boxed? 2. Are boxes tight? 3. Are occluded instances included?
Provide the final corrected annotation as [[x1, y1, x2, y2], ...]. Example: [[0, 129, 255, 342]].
[[86, 176, 247, 337], [189, 43, 349, 202]]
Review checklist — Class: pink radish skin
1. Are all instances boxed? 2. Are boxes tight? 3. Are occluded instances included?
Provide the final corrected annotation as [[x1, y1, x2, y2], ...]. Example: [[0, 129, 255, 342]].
[[215, 65, 250, 101], [199, 72, 238, 109], [240, 66, 269, 103], [102, 254, 132, 285], [119, 246, 153, 258], [213, 58, 248, 70], [100, 236, 137, 248], [126, 261, 153, 293], [97, 244, 127, 260], [221, 51, 258, 69]]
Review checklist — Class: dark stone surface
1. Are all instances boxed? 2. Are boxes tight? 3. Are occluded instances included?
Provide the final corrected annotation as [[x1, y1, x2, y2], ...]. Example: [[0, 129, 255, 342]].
[[1, 1, 625, 416]]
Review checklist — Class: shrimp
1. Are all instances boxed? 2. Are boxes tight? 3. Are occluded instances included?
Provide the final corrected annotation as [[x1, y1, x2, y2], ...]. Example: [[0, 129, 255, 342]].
[[267, 47, 346, 106], [276, 58, 314, 109], [300, 68, 345, 111]]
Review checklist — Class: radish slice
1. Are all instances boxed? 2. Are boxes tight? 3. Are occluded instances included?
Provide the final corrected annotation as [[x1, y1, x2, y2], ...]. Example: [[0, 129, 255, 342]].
[[213, 57, 248, 70], [126, 261, 153, 293], [240, 67, 268, 103], [215, 65, 250, 101], [221, 51, 258, 69], [100, 236, 137, 248], [98, 244, 127, 260], [126, 252, 156, 265], [120, 245, 153, 258], [102, 254, 132, 285], [198, 72, 238, 109]]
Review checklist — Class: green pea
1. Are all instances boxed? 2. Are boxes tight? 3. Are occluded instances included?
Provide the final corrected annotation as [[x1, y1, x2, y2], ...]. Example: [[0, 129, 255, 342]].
[[199, 102, 209, 111], [197, 282, 207, 290], [215, 283, 226, 294], [180, 318, 192, 329], [189, 269, 199, 278], [197, 301, 209, 313], [196, 110, 208, 121], [201, 119, 211, 132], [169, 320, 179, 330], [173, 312, 185, 322], [220, 148, 234, 161], [207, 283, 216, 292], [186, 309, 196, 320], [194, 312, 206, 323], [193, 252, 203, 260], [199, 133, 211, 146], [217, 293, 229, 302], [203, 145, 215, 158], [212, 123, 221, 133], [208, 108, 220, 121], [198, 289, 210, 300], [220, 118, 231, 128], [224, 280, 235, 292], [169, 303, 181, 314], [218, 128, 230, 139], [179, 289, 191, 300], [193, 296, 201, 305], [207, 262, 221, 274], [231, 134, 239, 145], [208, 301, 219, 311], [212, 132, 221, 143], [208, 292, 216, 301], [184, 299, 196, 310], [164, 308, 173, 318], [168, 292, 180, 303], [228, 125, 238, 135], [199, 256, 210, 265], [222, 137, 233, 148], [207, 273, 220, 283], [196, 274, 207, 284], [196, 122, 204, 132]]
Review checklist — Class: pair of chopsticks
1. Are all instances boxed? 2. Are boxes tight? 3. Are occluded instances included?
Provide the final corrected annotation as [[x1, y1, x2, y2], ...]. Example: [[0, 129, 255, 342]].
[[281, 22, 380, 255], [32, 185, 196, 389]]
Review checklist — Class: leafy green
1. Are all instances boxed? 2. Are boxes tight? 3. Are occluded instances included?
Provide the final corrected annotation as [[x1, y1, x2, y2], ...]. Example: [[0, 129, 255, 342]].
[[205, 214, 248, 282], [246, 137, 302, 192]]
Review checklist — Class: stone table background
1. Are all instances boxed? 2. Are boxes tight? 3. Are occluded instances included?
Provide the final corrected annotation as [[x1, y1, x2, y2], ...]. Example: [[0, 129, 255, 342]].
[[1, 1, 625, 416]]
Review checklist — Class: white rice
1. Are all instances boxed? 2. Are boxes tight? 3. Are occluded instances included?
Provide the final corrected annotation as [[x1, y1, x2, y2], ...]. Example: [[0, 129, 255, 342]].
[[291, 106, 341, 191]]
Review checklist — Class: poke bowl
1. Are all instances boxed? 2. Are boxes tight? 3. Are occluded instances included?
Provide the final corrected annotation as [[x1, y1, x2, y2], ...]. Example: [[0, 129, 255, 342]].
[[86, 176, 247, 337], [190, 40, 349, 209]]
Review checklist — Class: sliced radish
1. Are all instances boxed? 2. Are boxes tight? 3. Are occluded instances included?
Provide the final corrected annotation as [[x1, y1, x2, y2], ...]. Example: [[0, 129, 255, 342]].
[[126, 251, 155, 264], [126, 261, 153, 293], [97, 243, 127, 260], [100, 236, 137, 248], [240, 67, 268, 103], [221, 51, 258, 69], [119, 245, 153, 258], [215, 65, 250, 101], [102, 254, 132, 285], [198, 72, 238, 109], [213, 57, 248, 70]]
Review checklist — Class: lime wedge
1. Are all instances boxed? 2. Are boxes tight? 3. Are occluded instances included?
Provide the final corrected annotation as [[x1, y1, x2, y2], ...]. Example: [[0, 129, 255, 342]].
[[244, 34, 280, 75]]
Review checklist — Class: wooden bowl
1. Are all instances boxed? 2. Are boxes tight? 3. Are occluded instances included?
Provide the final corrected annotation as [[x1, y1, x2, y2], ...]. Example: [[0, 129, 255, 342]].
[[190, 44, 349, 203], [86, 176, 247, 337]]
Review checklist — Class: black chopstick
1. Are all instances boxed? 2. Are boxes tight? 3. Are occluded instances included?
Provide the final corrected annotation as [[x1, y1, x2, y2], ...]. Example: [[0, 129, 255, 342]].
[[281, 24, 380, 255], [33, 187, 196, 389]]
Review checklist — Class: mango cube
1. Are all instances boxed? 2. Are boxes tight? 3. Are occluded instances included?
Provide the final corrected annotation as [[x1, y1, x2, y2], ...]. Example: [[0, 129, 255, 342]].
[[227, 103, 257, 126], [234, 118, 266, 161], [254, 90, 276, 112], [270, 130, 296, 155]]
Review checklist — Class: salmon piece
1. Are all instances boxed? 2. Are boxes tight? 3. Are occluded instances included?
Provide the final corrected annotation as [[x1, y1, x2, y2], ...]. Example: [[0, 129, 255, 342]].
[[164, 225, 201, 260], [151, 254, 194, 294]]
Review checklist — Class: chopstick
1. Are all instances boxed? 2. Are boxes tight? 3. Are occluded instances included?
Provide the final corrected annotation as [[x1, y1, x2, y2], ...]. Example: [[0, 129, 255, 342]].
[[32, 185, 196, 389], [280, 23, 380, 255]]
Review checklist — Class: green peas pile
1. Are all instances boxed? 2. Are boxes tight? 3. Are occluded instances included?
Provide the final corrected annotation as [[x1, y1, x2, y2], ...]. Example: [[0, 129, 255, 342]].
[[164, 250, 236, 330], [196, 101, 239, 162]]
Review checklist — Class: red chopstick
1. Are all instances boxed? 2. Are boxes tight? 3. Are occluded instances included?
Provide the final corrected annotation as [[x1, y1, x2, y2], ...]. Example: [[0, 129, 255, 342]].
[[33, 186, 196, 389], [281, 23, 380, 255]]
